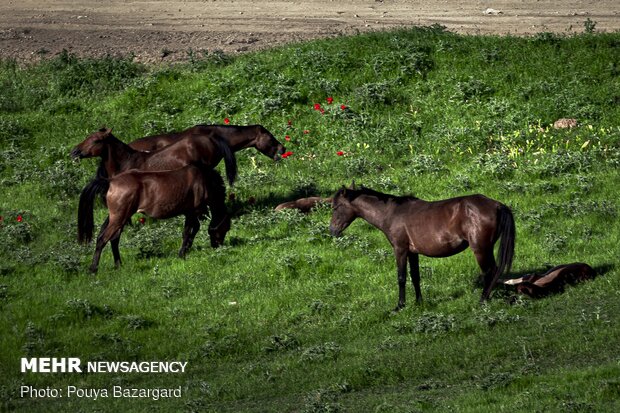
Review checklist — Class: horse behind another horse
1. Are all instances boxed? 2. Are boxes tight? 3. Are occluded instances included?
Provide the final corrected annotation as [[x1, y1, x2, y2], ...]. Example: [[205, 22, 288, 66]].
[[83, 164, 230, 273], [330, 184, 515, 310], [129, 124, 286, 161]]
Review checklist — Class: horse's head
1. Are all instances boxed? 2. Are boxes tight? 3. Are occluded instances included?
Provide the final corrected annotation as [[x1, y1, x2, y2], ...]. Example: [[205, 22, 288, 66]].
[[255, 126, 286, 161], [71, 128, 114, 159], [208, 213, 231, 248], [329, 185, 358, 237]]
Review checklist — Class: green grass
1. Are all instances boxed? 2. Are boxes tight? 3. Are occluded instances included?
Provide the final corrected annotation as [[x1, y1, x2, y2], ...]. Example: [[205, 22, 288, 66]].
[[1, 26, 619, 412]]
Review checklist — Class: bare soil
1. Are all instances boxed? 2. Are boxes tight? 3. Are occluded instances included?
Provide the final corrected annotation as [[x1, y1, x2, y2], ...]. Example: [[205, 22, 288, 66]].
[[1, 0, 618, 63]]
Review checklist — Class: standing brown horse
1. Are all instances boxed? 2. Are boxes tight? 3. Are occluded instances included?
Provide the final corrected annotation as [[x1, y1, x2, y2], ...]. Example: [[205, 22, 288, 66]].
[[71, 128, 236, 244], [129, 124, 286, 161], [84, 164, 230, 273], [329, 185, 515, 310]]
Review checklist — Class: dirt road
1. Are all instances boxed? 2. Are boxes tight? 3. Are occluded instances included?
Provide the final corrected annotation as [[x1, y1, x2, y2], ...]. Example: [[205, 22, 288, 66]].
[[1, 1, 618, 63]]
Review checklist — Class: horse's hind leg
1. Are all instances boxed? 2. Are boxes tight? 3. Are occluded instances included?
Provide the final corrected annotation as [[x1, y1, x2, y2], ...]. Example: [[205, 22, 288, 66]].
[[98, 216, 122, 268], [90, 217, 124, 273], [179, 215, 200, 258], [111, 235, 122, 268], [408, 253, 422, 303], [473, 249, 498, 302]]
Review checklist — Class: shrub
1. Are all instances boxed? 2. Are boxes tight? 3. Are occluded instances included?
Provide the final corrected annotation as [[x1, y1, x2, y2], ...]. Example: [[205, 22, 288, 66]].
[[300, 342, 341, 363], [264, 333, 301, 353]]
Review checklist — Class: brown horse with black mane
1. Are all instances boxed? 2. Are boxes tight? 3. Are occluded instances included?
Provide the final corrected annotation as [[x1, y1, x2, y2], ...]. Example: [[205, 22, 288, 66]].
[[83, 164, 230, 273], [71, 127, 237, 244], [129, 124, 286, 161], [330, 184, 515, 310]]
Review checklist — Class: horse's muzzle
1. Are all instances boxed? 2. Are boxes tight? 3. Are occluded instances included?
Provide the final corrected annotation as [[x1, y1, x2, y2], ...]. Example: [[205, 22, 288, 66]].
[[70, 147, 83, 160], [329, 225, 342, 237], [274, 146, 286, 161]]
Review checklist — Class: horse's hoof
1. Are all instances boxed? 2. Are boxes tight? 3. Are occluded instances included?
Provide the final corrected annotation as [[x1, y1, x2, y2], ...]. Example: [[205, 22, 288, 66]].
[[392, 304, 405, 313]]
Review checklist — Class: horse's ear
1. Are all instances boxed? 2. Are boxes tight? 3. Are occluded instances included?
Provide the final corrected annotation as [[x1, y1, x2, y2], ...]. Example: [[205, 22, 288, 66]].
[[98, 126, 112, 135]]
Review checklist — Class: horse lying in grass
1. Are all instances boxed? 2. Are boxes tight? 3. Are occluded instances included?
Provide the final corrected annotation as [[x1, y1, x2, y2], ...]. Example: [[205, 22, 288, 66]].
[[129, 124, 286, 161], [329, 184, 515, 310], [71, 127, 236, 244], [84, 164, 230, 273], [502, 263, 595, 298], [275, 197, 332, 213]]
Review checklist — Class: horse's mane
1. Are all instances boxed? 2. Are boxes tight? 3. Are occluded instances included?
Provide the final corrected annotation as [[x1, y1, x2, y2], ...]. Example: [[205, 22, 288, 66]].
[[336, 186, 417, 204], [196, 123, 263, 131]]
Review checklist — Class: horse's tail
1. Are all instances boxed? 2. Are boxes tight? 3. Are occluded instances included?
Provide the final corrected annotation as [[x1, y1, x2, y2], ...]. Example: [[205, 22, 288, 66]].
[[488, 205, 516, 297], [77, 177, 109, 244], [212, 134, 237, 186]]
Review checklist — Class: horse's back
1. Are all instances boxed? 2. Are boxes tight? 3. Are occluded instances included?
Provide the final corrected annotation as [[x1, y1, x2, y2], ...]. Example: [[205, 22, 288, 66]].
[[139, 134, 216, 170], [130, 125, 214, 151], [396, 194, 503, 256]]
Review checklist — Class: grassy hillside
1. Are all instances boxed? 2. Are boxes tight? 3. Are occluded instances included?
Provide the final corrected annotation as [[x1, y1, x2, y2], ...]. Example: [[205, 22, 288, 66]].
[[1, 26, 619, 412]]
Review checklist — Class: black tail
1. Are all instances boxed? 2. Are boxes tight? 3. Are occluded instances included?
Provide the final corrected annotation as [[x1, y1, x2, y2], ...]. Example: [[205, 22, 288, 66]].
[[77, 177, 109, 244], [489, 205, 516, 295], [212, 134, 237, 186]]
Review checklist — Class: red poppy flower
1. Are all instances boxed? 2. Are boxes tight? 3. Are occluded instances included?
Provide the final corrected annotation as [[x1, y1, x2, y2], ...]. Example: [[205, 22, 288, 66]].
[[139, 217, 146, 224], [313, 103, 321, 111], [337, 151, 344, 156], [320, 109, 325, 115], [285, 135, 291, 141], [281, 151, 294, 158], [326, 97, 334, 104], [16, 215, 23, 223], [340, 105, 347, 110], [303, 130, 310, 134], [224, 118, 230, 124], [287, 120, 293, 126]]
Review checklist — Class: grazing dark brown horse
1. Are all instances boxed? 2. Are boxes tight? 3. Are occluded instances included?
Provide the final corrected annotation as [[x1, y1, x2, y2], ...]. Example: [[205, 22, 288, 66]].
[[503, 263, 595, 298], [329, 185, 515, 310], [275, 197, 332, 213], [83, 165, 230, 273], [129, 124, 286, 161], [71, 127, 236, 244]]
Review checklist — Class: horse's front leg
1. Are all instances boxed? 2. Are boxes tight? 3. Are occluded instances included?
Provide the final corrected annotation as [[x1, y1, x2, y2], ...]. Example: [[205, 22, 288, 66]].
[[394, 248, 408, 311], [408, 253, 422, 303]]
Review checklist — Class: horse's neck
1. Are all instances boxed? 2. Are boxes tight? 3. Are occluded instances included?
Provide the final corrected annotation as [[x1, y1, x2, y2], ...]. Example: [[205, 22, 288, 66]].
[[104, 139, 137, 175], [224, 128, 255, 151], [208, 200, 227, 227], [354, 195, 392, 232]]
